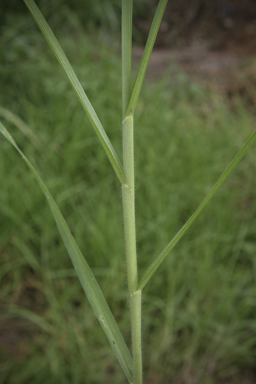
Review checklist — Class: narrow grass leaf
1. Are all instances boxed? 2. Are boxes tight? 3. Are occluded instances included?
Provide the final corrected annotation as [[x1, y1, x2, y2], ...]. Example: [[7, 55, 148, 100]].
[[0, 122, 133, 383], [126, 0, 168, 116], [0, 107, 41, 148], [122, 0, 133, 119], [7, 306, 55, 334], [23, 0, 125, 185], [138, 130, 256, 290]]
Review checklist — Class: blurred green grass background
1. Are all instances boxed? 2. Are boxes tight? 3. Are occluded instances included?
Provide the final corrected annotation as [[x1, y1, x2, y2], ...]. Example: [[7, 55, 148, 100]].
[[1, 2, 256, 384]]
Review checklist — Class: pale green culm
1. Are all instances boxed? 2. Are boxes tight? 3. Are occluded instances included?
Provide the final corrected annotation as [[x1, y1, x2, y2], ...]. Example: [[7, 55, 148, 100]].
[[1, 1, 256, 383]]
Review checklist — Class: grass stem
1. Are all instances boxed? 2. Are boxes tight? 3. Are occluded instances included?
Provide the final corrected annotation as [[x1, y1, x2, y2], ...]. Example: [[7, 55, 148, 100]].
[[130, 290, 142, 384], [122, 3, 143, 382], [122, 116, 137, 295], [122, 0, 133, 119], [122, 115, 142, 384]]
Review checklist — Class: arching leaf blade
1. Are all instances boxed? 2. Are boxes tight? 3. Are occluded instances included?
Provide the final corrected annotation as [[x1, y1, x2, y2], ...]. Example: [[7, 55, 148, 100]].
[[126, 0, 168, 116], [23, 0, 125, 185], [0, 122, 133, 383], [138, 130, 256, 291]]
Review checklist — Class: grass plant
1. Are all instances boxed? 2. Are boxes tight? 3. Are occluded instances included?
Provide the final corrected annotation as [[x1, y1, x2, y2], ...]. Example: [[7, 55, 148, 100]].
[[1, 1, 256, 383]]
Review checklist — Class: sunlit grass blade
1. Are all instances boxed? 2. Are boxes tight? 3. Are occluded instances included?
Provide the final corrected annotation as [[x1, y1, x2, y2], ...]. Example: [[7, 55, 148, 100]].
[[137, 130, 256, 291], [122, 0, 133, 119], [0, 122, 133, 383], [23, 0, 125, 185], [126, 0, 168, 116]]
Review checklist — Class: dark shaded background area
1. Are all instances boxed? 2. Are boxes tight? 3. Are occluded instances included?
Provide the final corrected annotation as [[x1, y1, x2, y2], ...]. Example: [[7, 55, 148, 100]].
[[2, 0, 256, 52], [151, 0, 256, 52], [2, 0, 256, 96]]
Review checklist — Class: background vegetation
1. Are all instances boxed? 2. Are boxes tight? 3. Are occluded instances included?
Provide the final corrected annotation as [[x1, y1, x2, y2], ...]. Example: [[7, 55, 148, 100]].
[[1, 2, 256, 383]]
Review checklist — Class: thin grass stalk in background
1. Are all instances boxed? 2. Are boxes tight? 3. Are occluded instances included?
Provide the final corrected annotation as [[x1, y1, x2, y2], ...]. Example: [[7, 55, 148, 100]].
[[0, 107, 40, 148]]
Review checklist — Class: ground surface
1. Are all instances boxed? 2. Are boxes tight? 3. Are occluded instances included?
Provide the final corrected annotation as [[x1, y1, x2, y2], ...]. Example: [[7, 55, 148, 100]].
[[134, 0, 256, 99]]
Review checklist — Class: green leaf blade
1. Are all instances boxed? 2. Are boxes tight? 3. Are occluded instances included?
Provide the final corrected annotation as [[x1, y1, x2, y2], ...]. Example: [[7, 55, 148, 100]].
[[138, 130, 256, 291], [126, 0, 168, 116], [0, 122, 133, 383], [23, 0, 125, 185]]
